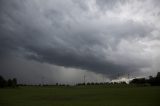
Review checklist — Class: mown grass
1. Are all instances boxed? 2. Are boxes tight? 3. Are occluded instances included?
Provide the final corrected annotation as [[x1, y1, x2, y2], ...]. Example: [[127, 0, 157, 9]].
[[0, 85, 160, 106]]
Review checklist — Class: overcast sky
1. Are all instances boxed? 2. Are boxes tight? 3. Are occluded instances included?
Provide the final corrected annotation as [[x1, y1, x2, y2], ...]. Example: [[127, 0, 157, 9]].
[[0, 0, 160, 84]]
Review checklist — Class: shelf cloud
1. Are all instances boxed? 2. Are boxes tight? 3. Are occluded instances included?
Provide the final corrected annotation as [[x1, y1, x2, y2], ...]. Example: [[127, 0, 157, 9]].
[[0, 0, 160, 83]]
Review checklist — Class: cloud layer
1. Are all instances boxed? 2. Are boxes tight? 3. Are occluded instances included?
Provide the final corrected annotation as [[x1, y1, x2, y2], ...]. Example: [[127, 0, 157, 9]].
[[0, 0, 160, 82]]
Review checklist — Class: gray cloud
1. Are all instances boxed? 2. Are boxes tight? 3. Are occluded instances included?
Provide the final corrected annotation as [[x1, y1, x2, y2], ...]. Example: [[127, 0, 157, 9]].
[[0, 0, 160, 82]]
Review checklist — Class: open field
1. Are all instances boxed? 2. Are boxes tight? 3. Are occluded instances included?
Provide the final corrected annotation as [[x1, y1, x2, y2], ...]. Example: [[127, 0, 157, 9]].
[[0, 86, 160, 106]]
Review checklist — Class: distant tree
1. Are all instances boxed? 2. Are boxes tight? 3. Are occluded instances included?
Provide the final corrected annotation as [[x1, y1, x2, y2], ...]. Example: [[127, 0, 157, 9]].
[[87, 83, 91, 85], [120, 82, 127, 85], [100, 82, 104, 85], [8, 79, 13, 87], [147, 72, 160, 86], [156, 72, 160, 78], [91, 82, 95, 85], [155, 72, 160, 85], [0, 75, 6, 88], [130, 78, 146, 84], [56, 83, 59, 86], [149, 76, 153, 79], [82, 83, 85, 85], [12, 78, 17, 87], [129, 72, 160, 86], [0, 76, 18, 88]]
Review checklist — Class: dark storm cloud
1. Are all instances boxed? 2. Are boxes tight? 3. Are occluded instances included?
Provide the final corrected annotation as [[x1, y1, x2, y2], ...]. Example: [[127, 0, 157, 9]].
[[0, 0, 160, 80], [25, 44, 127, 76]]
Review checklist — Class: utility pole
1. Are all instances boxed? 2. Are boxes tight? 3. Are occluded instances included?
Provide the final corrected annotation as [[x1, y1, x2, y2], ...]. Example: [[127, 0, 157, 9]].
[[84, 75, 86, 85], [41, 76, 45, 86], [103, 76, 104, 83]]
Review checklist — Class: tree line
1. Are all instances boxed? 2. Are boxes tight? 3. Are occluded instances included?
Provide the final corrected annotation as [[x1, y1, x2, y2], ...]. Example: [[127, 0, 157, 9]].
[[130, 72, 160, 86], [76, 72, 160, 86], [0, 72, 160, 87], [0, 76, 17, 88]]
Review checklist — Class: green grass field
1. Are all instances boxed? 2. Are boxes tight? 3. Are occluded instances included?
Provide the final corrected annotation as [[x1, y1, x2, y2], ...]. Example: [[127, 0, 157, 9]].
[[0, 86, 160, 106]]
